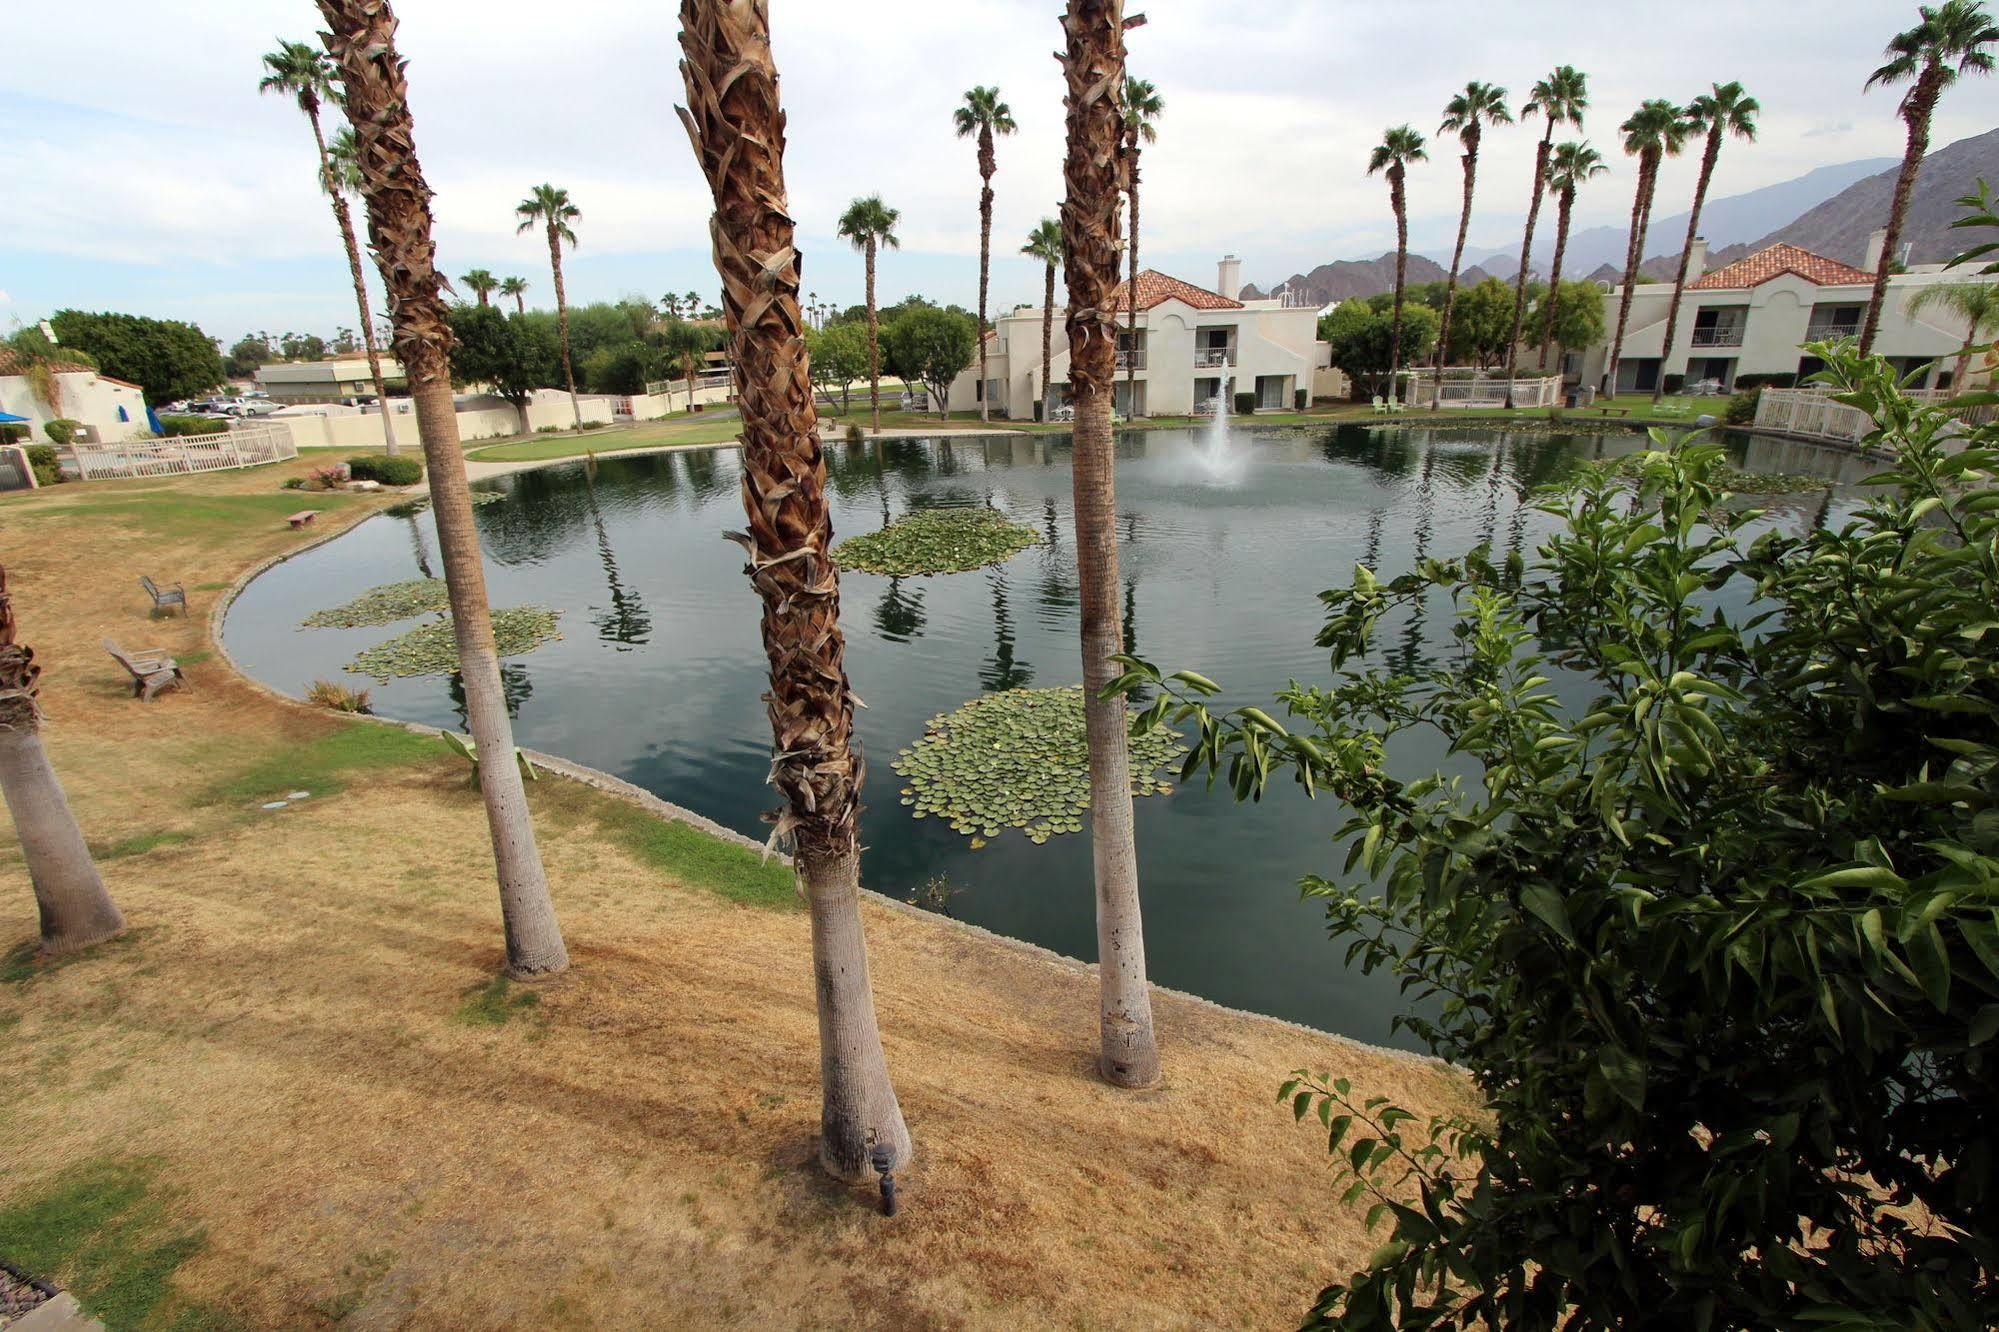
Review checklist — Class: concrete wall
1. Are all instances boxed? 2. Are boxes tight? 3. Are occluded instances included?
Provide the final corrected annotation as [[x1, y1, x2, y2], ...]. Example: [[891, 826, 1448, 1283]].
[[0, 370, 152, 443]]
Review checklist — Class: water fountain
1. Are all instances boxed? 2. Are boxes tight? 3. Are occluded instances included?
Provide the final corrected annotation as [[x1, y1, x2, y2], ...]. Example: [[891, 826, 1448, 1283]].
[[1192, 375, 1245, 483]]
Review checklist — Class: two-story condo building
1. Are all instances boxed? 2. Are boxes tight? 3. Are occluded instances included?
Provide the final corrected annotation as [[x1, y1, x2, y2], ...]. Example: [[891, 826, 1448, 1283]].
[[1574, 231, 1975, 394], [257, 356, 408, 405], [947, 256, 1324, 417]]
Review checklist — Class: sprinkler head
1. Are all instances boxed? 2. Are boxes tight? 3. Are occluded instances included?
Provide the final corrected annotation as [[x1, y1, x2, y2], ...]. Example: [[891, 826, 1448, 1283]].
[[870, 1143, 899, 1217]]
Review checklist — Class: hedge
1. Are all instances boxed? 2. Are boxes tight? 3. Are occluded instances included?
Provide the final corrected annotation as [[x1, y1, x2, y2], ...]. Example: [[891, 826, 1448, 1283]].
[[345, 454, 425, 486]]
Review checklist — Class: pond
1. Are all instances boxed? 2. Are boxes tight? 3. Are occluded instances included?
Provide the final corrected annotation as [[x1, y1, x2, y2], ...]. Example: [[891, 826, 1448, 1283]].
[[224, 424, 1875, 1049]]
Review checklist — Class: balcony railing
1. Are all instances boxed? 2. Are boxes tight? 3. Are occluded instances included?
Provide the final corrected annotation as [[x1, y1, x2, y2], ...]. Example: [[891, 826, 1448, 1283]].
[[1193, 347, 1236, 368], [1114, 349, 1147, 370], [1689, 325, 1745, 348], [1804, 320, 1861, 343]]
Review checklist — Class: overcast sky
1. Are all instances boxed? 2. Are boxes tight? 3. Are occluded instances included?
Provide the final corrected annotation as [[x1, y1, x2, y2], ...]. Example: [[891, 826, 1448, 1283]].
[[5, 0, 1997, 345]]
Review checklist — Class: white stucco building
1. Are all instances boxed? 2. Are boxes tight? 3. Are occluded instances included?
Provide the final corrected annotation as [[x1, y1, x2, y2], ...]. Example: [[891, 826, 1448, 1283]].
[[257, 355, 408, 404], [1575, 232, 1977, 394], [0, 350, 154, 443], [948, 256, 1325, 417]]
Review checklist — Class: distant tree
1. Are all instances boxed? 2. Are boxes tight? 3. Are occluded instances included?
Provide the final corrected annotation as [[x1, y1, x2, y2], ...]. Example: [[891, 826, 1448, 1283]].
[[1656, 83, 1759, 403], [331, 326, 360, 354], [1322, 301, 1439, 397], [1444, 276, 1518, 368], [499, 275, 529, 314], [279, 331, 329, 361], [461, 268, 500, 306], [224, 333, 273, 380], [448, 304, 560, 432], [1861, 0, 1999, 351], [1907, 279, 1999, 386], [1022, 217, 1065, 420], [1368, 126, 1429, 404], [1432, 81, 1513, 405], [516, 183, 583, 428], [1540, 141, 1609, 368], [1120, 75, 1164, 417], [1504, 66, 1588, 402], [1604, 100, 1691, 395], [882, 306, 976, 418], [807, 321, 869, 413], [838, 195, 901, 433], [1545, 277, 1608, 356], [47, 310, 223, 405], [954, 85, 1016, 424], [660, 317, 713, 411]]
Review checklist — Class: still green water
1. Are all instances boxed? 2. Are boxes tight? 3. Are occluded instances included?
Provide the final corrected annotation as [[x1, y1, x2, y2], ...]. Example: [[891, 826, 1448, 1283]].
[[224, 424, 1871, 1048]]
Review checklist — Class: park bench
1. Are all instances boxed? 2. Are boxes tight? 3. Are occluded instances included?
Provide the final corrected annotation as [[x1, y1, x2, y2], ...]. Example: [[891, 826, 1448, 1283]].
[[140, 574, 187, 617], [286, 510, 318, 529], [1593, 406, 1631, 417], [103, 639, 186, 702]]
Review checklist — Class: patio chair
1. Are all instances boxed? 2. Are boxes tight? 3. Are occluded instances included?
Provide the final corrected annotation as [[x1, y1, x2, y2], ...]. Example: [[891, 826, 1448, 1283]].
[[103, 639, 186, 702], [1371, 395, 1388, 414], [1388, 397, 1408, 414], [140, 574, 187, 617]]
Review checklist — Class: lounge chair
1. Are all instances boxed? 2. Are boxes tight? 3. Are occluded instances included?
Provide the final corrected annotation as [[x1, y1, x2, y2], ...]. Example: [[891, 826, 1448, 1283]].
[[140, 574, 187, 617], [1388, 397, 1408, 414], [103, 639, 186, 702], [1371, 395, 1388, 414]]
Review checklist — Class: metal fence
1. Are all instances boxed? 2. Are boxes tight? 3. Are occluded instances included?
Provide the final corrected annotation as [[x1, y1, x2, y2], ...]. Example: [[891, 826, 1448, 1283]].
[[68, 422, 298, 480], [1753, 387, 1998, 446]]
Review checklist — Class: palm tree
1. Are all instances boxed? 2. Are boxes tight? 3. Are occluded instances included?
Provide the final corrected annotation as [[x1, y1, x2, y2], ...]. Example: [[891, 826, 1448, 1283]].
[[954, 87, 1018, 425], [1604, 100, 1690, 397], [318, 0, 569, 979], [1431, 81, 1512, 410], [676, 0, 911, 1182], [1907, 280, 1999, 386], [516, 183, 583, 429], [260, 38, 399, 455], [0, 566, 125, 955], [1539, 140, 1607, 368], [1368, 126, 1429, 404], [461, 268, 499, 306], [499, 275, 529, 314], [1861, 1, 1999, 352], [1022, 217, 1064, 422], [1654, 83, 1759, 403], [1502, 66, 1587, 406], [837, 196, 900, 435], [662, 319, 708, 412], [1060, 0, 1159, 1088], [1121, 76, 1164, 419]]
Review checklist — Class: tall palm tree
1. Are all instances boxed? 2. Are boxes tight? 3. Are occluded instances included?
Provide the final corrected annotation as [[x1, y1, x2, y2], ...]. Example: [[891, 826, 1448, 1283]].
[[1368, 126, 1428, 404], [662, 319, 708, 412], [1654, 82, 1759, 403], [837, 196, 900, 435], [1022, 217, 1064, 422], [0, 566, 125, 955], [676, 0, 911, 1182], [954, 87, 1017, 425], [461, 268, 499, 306], [1121, 76, 1164, 419], [1060, 0, 1159, 1089], [1431, 81, 1512, 410], [1861, 1, 1999, 351], [318, 0, 568, 979], [499, 275, 529, 314], [1539, 140, 1607, 368], [516, 183, 583, 429], [1908, 280, 1999, 386], [1502, 66, 1588, 405], [1604, 100, 1690, 397], [260, 38, 399, 454]]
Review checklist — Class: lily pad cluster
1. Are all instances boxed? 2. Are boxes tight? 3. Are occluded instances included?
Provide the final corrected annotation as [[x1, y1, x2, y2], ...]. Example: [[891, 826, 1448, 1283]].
[[834, 507, 1041, 577], [345, 607, 562, 679], [892, 686, 1184, 846], [301, 578, 451, 629]]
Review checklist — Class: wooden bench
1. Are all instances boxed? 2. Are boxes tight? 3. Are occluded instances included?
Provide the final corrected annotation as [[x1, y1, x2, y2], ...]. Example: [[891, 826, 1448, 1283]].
[[286, 510, 318, 529], [1593, 406, 1632, 417], [140, 574, 187, 617]]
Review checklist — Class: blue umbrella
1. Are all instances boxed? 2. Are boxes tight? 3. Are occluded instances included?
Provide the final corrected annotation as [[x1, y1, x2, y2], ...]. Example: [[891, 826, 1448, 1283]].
[[0, 412, 29, 424]]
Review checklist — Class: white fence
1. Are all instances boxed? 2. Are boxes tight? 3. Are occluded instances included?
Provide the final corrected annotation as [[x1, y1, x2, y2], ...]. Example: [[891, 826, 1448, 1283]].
[[68, 422, 298, 480], [1401, 371, 1562, 410], [1754, 386, 1999, 446]]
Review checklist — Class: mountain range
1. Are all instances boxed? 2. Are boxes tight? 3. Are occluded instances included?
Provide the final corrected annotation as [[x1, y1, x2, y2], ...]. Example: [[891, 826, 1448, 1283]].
[[1243, 128, 1999, 306]]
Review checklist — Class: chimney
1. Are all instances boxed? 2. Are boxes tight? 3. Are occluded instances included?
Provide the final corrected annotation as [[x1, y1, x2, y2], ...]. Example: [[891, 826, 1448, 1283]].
[[1217, 254, 1242, 301], [1685, 237, 1709, 282], [1864, 227, 1889, 274]]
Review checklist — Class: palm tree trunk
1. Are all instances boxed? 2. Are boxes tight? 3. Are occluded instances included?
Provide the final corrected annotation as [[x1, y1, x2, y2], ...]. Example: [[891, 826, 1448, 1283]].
[[1502, 132, 1552, 407], [1061, 0, 1159, 1089], [677, 0, 911, 1182], [1041, 259, 1056, 422], [0, 706, 125, 955], [307, 108, 399, 455], [1860, 79, 1938, 355], [1433, 136, 1479, 412], [1655, 129, 1724, 404], [318, 0, 568, 980], [549, 228, 582, 429], [1126, 130, 1141, 420], [865, 240, 881, 435], [1389, 169, 1409, 404], [1604, 153, 1659, 398], [978, 127, 994, 424], [514, 293, 526, 315], [1540, 187, 1575, 369]]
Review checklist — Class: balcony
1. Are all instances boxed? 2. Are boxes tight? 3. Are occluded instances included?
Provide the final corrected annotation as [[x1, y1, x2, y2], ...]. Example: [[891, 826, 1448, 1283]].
[[1114, 348, 1147, 370], [1193, 346, 1236, 368], [1804, 320, 1861, 343], [1689, 325, 1745, 348]]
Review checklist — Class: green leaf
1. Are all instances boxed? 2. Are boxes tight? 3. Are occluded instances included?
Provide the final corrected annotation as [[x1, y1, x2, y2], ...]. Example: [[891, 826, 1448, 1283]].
[[1519, 884, 1577, 945], [1596, 1043, 1646, 1111]]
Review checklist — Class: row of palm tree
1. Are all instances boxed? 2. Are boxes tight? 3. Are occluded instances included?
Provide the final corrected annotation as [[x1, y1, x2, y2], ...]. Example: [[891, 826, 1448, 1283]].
[[458, 269, 532, 314]]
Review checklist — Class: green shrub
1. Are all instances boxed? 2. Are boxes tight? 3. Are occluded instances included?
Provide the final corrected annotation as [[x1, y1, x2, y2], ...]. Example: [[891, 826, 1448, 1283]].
[[1661, 373, 1685, 394], [24, 444, 63, 487], [1735, 372, 1797, 391], [1294, 388, 1309, 411], [1724, 386, 1760, 424], [1117, 347, 1999, 1329], [345, 454, 424, 486], [281, 477, 306, 490], [41, 418, 82, 447], [157, 415, 228, 437], [1233, 391, 1256, 416]]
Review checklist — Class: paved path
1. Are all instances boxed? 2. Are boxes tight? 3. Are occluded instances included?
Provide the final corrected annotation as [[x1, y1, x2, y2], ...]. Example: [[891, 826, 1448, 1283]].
[[8, 1294, 104, 1331]]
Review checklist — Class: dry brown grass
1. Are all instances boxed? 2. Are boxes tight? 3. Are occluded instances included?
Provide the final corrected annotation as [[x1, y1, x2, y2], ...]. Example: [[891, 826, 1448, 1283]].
[[0, 458, 1472, 1329]]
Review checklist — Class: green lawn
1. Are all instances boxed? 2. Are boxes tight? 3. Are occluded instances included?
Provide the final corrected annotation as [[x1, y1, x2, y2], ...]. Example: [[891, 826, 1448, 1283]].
[[467, 415, 747, 462]]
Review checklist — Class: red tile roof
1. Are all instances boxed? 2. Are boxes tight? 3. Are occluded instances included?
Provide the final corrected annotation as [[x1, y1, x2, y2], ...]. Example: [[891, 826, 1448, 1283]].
[[0, 349, 96, 377], [1688, 243, 1875, 291], [1105, 268, 1245, 312]]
